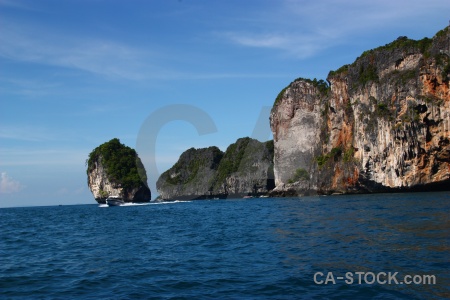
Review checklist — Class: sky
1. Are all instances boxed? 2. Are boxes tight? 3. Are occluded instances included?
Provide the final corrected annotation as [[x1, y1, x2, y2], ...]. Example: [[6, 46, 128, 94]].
[[1, 0, 449, 207]]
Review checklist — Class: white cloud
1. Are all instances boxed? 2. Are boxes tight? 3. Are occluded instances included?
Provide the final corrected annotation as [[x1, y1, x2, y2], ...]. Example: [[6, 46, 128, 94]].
[[0, 172, 21, 194], [0, 18, 285, 82], [0, 77, 63, 98], [220, 29, 332, 59], [220, 0, 450, 58], [0, 0, 34, 10], [226, 33, 289, 49], [0, 125, 56, 142], [0, 148, 89, 166], [0, 19, 151, 80]]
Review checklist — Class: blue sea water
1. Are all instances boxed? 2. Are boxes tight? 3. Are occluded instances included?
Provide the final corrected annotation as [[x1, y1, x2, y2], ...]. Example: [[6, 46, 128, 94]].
[[1, 192, 449, 299]]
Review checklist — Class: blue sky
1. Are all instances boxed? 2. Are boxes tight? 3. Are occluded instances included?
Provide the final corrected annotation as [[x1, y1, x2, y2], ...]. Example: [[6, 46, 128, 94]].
[[1, 0, 449, 207]]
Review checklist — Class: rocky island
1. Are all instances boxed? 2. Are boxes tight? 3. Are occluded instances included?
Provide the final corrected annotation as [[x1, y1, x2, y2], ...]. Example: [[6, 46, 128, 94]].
[[157, 26, 449, 199], [270, 26, 450, 196], [94, 27, 449, 201], [87, 138, 151, 204], [157, 137, 274, 200]]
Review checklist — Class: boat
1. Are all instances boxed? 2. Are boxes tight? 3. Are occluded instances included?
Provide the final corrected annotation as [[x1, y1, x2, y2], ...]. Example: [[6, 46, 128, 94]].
[[106, 196, 125, 206]]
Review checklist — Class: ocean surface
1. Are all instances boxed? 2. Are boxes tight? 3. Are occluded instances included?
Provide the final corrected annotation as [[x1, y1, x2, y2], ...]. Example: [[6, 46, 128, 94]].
[[1, 192, 449, 299]]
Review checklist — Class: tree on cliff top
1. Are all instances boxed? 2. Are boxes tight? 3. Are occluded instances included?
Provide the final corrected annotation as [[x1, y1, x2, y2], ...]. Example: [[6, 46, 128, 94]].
[[86, 138, 148, 191]]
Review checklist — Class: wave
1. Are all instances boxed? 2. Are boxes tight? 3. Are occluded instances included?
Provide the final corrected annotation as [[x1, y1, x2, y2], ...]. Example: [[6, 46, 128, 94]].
[[98, 200, 192, 207], [149, 200, 192, 205]]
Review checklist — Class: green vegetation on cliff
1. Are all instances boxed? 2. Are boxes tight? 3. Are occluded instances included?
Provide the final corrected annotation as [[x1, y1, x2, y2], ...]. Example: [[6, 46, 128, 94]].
[[315, 147, 342, 168], [157, 137, 275, 199], [274, 78, 330, 106], [327, 29, 450, 91], [359, 36, 433, 59], [87, 138, 147, 191], [214, 137, 252, 186], [165, 146, 223, 186], [328, 64, 350, 77], [271, 25, 450, 196], [288, 168, 309, 183]]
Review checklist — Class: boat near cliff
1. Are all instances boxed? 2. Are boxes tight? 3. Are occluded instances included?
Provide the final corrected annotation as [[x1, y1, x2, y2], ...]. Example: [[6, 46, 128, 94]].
[[106, 196, 125, 207]]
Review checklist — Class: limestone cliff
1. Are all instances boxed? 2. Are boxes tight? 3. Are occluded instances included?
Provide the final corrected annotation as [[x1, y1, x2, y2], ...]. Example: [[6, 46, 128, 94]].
[[156, 137, 274, 200], [87, 138, 151, 203], [270, 27, 450, 196]]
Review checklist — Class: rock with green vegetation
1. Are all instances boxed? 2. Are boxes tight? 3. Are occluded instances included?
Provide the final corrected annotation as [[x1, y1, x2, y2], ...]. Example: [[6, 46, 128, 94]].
[[270, 25, 450, 196], [156, 137, 274, 200], [212, 138, 274, 197], [87, 138, 151, 204], [156, 146, 223, 200]]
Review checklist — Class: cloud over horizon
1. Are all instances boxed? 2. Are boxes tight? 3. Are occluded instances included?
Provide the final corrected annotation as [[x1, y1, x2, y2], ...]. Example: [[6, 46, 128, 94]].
[[0, 172, 22, 194]]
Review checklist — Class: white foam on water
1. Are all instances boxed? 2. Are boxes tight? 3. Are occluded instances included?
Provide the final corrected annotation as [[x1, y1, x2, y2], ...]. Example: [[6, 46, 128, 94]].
[[121, 202, 151, 206], [99, 200, 192, 207], [149, 200, 192, 205]]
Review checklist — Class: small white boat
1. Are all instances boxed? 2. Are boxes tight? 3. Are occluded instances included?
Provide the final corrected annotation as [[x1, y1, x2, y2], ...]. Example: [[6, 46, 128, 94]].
[[106, 196, 125, 206]]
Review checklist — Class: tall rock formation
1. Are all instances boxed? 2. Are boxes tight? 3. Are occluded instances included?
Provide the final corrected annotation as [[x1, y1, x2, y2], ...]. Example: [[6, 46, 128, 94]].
[[270, 27, 450, 195], [87, 138, 151, 203], [157, 137, 274, 200]]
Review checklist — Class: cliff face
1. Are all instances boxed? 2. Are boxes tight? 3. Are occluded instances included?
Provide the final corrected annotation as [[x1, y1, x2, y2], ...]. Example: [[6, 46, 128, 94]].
[[270, 27, 450, 195], [213, 138, 274, 197], [156, 137, 274, 200], [270, 79, 325, 195], [156, 146, 223, 200], [87, 138, 151, 203]]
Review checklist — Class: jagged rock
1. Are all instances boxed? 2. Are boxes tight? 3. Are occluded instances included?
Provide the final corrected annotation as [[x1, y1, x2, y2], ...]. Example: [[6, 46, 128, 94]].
[[87, 138, 151, 204], [270, 26, 450, 195], [156, 137, 274, 200]]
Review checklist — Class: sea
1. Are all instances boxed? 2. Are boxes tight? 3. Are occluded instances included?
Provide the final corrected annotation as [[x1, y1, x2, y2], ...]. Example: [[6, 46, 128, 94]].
[[1, 192, 449, 299]]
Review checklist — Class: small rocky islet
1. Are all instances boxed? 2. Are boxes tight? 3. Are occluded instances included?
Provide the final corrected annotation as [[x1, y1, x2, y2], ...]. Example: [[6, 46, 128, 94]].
[[87, 26, 450, 202], [86, 138, 151, 204]]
